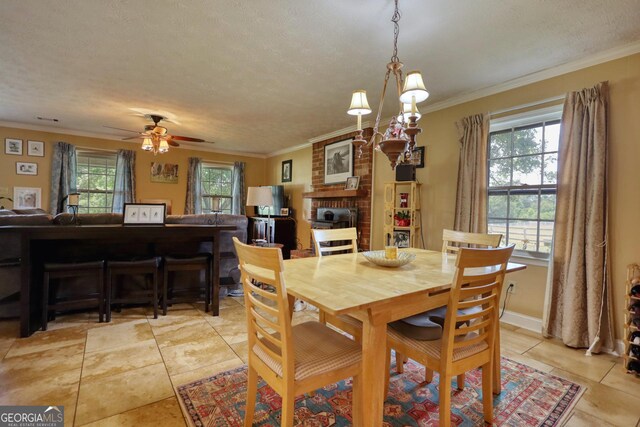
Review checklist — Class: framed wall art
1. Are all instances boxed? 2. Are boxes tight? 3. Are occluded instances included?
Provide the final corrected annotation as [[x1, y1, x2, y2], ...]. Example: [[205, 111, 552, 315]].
[[281, 159, 292, 183], [411, 146, 425, 168], [150, 162, 178, 184], [5, 138, 22, 155], [27, 140, 45, 157], [123, 203, 166, 225], [13, 187, 41, 209], [324, 138, 353, 184], [345, 176, 360, 190], [16, 162, 38, 175]]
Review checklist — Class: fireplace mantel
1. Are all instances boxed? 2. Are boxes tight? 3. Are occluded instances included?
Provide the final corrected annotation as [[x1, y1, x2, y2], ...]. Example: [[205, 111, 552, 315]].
[[302, 189, 367, 199]]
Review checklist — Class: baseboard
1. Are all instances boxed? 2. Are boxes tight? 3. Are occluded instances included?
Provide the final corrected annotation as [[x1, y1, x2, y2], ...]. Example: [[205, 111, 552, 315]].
[[499, 310, 542, 333]]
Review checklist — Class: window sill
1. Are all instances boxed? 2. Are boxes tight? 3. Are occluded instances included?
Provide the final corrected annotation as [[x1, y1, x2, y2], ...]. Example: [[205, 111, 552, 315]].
[[510, 254, 549, 268]]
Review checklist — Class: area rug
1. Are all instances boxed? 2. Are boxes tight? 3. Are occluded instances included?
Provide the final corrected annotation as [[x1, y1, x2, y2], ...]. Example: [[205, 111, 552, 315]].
[[177, 356, 583, 426]]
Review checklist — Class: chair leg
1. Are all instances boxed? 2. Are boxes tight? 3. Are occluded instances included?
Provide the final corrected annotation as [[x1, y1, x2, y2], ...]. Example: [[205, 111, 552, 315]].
[[42, 272, 50, 331], [425, 368, 434, 383], [244, 366, 258, 427], [396, 352, 406, 374], [482, 362, 494, 424], [106, 268, 112, 322], [152, 269, 158, 319], [352, 374, 363, 425], [385, 349, 391, 396], [281, 385, 295, 427], [162, 266, 168, 316], [457, 373, 465, 390], [439, 374, 452, 427]]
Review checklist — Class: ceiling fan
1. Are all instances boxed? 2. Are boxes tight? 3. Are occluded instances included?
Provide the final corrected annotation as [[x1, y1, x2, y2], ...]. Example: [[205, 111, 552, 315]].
[[104, 114, 212, 154]]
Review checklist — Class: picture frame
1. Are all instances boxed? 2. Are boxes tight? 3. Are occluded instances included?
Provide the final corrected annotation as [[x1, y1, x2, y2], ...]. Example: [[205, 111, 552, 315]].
[[393, 231, 410, 248], [5, 138, 23, 155], [13, 187, 41, 209], [280, 207, 290, 216], [411, 146, 425, 168], [150, 162, 179, 184], [27, 140, 45, 157], [16, 162, 38, 175], [324, 138, 354, 184], [123, 203, 166, 225], [281, 159, 292, 183], [345, 176, 360, 190]]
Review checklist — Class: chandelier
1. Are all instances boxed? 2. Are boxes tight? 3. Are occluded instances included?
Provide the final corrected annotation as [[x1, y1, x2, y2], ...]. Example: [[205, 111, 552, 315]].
[[347, 0, 429, 169]]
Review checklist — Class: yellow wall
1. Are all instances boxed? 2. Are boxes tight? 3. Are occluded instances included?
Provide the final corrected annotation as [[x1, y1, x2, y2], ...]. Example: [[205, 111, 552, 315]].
[[266, 146, 313, 249], [0, 127, 267, 214], [268, 53, 640, 341]]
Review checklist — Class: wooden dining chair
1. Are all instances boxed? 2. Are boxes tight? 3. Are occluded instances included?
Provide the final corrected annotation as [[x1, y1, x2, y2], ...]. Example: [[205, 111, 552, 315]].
[[441, 228, 502, 253], [232, 237, 363, 427], [311, 228, 362, 339], [385, 245, 514, 427], [312, 227, 358, 256]]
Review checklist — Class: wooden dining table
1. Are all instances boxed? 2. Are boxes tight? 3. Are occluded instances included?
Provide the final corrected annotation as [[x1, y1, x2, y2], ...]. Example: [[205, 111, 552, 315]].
[[283, 248, 525, 427]]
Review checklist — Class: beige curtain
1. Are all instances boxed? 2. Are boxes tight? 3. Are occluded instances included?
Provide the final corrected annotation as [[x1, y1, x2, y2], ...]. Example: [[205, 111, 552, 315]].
[[454, 113, 488, 233], [543, 82, 613, 352]]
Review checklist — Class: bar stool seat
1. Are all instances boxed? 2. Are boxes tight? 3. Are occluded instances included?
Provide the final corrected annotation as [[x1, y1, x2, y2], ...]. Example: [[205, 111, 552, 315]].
[[42, 260, 105, 331], [163, 254, 212, 314], [106, 257, 161, 321]]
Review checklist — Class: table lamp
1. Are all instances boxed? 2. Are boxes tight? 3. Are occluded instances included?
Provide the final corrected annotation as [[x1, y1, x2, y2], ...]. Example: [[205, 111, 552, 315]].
[[65, 192, 80, 224], [246, 186, 274, 244]]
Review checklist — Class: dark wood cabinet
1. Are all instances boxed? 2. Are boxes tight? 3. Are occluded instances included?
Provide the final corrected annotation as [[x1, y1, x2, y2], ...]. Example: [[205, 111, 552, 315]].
[[249, 217, 297, 259]]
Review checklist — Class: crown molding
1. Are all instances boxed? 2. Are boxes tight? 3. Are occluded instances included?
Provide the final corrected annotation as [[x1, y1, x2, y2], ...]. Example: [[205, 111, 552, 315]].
[[268, 141, 313, 157], [0, 120, 266, 158], [422, 40, 640, 114]]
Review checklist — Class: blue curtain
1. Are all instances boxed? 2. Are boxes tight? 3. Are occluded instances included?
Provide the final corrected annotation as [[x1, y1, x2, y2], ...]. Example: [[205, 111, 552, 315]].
[[232, 161, 245, 215], [112, 149, 136, 213], [185, 157, 202, 214], [49, 142, 77, 214]]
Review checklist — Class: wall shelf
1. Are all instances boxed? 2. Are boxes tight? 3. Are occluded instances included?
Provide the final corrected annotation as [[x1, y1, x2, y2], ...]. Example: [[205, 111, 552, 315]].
[[302, 189, 367, 199]]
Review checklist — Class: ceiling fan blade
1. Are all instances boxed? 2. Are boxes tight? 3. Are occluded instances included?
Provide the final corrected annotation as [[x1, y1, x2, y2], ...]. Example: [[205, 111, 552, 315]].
[[104, 125, 140, 133], [169, 135, 206, 143], [167, 139, 180, 147]]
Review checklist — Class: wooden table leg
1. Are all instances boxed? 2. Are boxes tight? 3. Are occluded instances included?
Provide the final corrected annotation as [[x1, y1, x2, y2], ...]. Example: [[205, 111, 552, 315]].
[[361, 313, 387, 427], [211, 234, 220, 316]]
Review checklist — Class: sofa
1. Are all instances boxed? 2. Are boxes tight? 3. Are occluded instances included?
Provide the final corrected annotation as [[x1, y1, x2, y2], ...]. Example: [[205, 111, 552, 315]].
[[0, 209, 247, 318]]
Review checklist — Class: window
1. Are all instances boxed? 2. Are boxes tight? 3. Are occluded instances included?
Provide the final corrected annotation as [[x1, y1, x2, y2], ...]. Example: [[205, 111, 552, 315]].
[[487, 107, 562, 259], [76, 152, 117, 213], [201, 164, 233, 214]]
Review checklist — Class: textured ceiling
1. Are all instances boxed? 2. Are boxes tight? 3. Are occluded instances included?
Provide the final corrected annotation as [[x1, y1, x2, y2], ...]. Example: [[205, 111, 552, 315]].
[[0, 0, 638, 154]]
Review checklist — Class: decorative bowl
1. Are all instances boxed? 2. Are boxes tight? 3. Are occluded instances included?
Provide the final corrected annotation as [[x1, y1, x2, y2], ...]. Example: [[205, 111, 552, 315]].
[[362, 250, 416, 268]]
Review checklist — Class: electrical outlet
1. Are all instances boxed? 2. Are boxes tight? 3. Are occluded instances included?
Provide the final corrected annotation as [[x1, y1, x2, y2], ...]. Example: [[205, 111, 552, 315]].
[[507, 280, 517, 294]]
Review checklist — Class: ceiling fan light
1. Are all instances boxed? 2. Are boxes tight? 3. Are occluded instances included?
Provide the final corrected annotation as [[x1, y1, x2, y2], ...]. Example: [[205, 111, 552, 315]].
[[398, 103, 422, 123], [400, 71, 429, 104], [141, 138, 153, 151], [158, 139, 170, 153], [347, 90, 372, 116]]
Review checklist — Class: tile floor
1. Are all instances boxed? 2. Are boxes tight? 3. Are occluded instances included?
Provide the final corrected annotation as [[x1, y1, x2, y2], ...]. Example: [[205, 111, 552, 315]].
[[1, 298, 639, 426]]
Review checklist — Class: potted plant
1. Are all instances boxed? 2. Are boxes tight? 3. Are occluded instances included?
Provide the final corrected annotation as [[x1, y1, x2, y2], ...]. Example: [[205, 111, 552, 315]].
[[394, 211, 411, 227]]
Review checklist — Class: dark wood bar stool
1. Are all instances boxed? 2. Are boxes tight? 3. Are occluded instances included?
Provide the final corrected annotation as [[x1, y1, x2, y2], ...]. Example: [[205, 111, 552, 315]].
[[42, 260, 105, 331], [163, 254, 212, 314], [106, 257, 161, 321]]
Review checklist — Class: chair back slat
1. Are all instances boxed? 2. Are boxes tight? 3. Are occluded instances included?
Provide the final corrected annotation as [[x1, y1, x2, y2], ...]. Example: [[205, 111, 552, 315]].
[[233, 237, 295, 378], [312, 228, 358, 256], [441, 229, 502, 254], [440, 245, 514, 366]]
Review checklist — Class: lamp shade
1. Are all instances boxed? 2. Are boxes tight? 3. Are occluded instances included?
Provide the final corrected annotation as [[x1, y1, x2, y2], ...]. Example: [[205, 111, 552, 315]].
[[158, 139, 169, 153], [67, 193, 80, 206], [347, 90, 372, 116], [400, 71, 429, 104], [141, 138, 153, 151], [398, 103, 421, 123], [246, 186, 273, 207]]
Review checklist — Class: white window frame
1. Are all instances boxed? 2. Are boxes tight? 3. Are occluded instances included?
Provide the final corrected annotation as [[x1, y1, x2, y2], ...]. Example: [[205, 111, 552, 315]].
[[76, 150, 117, 214], [488, 105, 563, 265], [201, 163, 234, 214]]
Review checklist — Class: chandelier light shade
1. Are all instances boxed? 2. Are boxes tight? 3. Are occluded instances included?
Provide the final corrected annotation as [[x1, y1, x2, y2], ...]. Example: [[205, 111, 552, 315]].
[[158, 139, 170, 153], [345, 0, 429, 169], [400, 71, 429, 104], [141, 137, 153, 151]]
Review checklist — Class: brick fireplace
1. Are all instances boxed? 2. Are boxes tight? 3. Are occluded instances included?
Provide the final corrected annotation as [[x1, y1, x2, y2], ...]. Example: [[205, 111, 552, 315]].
[[305, 128, 374, 250]]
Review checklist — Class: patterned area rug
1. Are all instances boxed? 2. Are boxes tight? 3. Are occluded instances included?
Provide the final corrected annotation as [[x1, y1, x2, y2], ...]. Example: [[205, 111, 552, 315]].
[[177, 356, 583, 426]]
